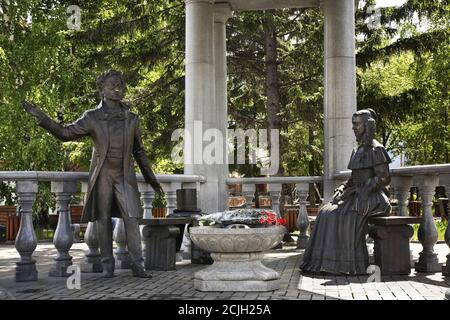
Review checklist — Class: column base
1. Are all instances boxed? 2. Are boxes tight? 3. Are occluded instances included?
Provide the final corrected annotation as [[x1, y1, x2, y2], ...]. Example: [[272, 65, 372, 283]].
[[415, 252, 441, 273], [15, 261, 38, 282], [296, 235, 309, 249], [48, 258, 73, 277]]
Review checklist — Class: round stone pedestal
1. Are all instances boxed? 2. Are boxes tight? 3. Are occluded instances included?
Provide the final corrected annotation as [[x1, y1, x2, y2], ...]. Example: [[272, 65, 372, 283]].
[[190, 225, 285, 292]]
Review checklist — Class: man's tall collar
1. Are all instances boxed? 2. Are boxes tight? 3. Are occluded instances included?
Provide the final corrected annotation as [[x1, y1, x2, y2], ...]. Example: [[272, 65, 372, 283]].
[[97, 100, 130, 119]]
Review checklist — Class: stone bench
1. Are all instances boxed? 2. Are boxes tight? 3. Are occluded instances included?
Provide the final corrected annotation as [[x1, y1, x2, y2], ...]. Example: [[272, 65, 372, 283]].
[[140, 217, 192, 271], [368, 216, 422, 276]]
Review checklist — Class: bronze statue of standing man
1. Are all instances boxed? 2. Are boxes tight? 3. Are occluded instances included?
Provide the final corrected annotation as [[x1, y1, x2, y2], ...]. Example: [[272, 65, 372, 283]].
[[22, 70, 164, 278]]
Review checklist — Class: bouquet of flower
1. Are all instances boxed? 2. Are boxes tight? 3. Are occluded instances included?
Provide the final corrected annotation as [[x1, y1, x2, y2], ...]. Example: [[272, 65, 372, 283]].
[[198, 209, 286, 227]]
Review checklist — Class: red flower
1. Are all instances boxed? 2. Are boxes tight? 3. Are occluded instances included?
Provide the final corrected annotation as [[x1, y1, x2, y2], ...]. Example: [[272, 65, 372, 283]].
[[277, 218, 286, 225]]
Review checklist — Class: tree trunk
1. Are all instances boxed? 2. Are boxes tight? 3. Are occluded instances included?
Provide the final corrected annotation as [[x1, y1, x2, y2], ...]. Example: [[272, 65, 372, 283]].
[[263, 10, 282, 177]]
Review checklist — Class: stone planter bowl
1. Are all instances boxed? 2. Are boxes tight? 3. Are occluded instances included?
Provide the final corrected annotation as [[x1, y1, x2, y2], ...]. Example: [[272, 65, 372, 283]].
[[189, 225, 286, 253]]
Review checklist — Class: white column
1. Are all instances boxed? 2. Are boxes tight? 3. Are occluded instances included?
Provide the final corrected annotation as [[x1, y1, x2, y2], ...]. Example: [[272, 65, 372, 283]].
[[113, 218, 131, 269], [184, 0, 216, 214], [162, 182, 182, 215], [80, 181, 102, 273], [322, 0, 357, 202], [268, 183, 282, 217], [440, 174, 450, 276], [296, 183, 310, 249], [242, 184, 255, 209], [49, 181, 77, 277], [214, 3, 232, 212], [15, 181, 38, 282], [138, 182, 155, 219], [415, 175, 441, 273], [391, 176, 413, 216]]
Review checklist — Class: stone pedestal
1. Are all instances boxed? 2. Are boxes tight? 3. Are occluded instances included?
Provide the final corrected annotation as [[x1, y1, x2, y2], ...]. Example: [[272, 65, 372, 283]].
[[368, 216, 420, 275], [194, 252, 280, 292], [141, 218, 192, 271], [190, 225, 285, 292]]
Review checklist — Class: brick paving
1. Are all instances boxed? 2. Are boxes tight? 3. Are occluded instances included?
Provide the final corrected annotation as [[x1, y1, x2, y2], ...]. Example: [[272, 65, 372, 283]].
[[0, 241, 449, 300]]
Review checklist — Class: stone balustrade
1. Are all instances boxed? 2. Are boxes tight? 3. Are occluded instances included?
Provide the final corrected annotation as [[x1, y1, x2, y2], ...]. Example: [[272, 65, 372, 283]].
[[336, 164, 450, 274], [227, 164, 450, 270], [0, 171, 205, 281], [226, 176, 323, 249], [2, 165, 450, 281]]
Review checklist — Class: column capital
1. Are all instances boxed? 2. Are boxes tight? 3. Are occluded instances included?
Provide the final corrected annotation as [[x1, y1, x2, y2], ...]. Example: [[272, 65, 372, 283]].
[[214, 3, 232, 23]]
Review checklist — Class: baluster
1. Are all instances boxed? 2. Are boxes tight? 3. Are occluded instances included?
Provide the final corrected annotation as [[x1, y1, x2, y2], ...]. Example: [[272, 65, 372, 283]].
[[268, 183, 282, 217], [113, 218, 132, 269], [81, 221, 103, 273], [441, 174, 450, 276], [138, 182, 155, 219], [415, 175, 441, 273], [49, 181, 77, 277], [163, 182, 181, 216], [80, 182, 102, 273], [391, 176, 413, 216], [296, 182, 310, 249], [242, 184, 255, 209], [15, 180, 38, 282]]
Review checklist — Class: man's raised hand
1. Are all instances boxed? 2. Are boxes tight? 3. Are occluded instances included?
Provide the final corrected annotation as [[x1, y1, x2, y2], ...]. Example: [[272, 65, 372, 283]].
[[21, 100, 42, 119]]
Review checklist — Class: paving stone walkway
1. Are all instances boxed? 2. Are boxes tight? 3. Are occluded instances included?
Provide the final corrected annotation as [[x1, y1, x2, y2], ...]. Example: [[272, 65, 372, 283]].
[[0, 241, 449, 300]]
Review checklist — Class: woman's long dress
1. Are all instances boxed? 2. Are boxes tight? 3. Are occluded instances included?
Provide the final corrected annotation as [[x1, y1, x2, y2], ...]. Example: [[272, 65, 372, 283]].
[[300, 140, 392, 275]]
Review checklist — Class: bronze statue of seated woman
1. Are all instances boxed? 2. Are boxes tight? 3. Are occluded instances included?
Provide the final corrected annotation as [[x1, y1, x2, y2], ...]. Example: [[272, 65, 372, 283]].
[[300, 109, 391, 275]]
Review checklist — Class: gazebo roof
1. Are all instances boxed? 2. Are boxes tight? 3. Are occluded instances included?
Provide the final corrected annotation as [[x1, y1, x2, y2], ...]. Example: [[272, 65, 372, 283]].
[[223, 0, 319, 11]]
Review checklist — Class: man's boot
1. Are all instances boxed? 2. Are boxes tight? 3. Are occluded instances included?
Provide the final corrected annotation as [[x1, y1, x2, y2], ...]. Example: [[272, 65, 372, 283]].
[[131, 262, 152, 278]]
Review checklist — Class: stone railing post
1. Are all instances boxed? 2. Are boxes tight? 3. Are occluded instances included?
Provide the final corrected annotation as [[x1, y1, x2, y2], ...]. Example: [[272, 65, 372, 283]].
[[441, 174, 450, 276], [81, 221, 102, 273], [15, 180, 39, 282], [163, 182, 181, 216], [391, 176, 413, 216], [113, 218, 132, 269], [49, 181, 77, 277], [80, 182, 102, 273], [415, 175, 441, 272], [296, 182, 310, 249], [242, 184, 255, 209], [268, 183, 282, 217], [138, 182, 155, 219]]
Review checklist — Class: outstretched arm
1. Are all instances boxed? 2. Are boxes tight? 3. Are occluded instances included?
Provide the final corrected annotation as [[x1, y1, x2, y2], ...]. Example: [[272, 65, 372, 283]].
[[21, 100, 90, 142], [133, 119, 164, 196]]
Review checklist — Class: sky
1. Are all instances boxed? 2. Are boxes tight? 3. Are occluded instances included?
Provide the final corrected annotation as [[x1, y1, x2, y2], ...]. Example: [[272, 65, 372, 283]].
[[375, 0, 407, 8]]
